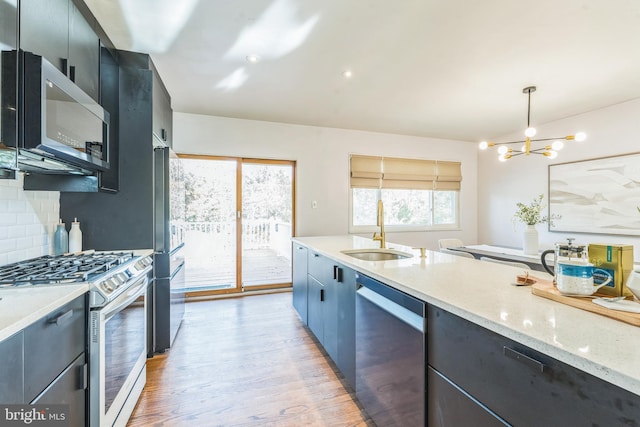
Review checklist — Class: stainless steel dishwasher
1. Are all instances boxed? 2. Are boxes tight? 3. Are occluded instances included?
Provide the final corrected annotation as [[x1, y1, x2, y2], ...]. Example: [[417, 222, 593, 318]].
[[355, 272, 426, 426]]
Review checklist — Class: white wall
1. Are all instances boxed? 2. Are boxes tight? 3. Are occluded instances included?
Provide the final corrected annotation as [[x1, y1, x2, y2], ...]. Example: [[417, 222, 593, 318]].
[[174, 112, 478, 250], [478, 98, 640, 261], [0, 174, 60, 264]]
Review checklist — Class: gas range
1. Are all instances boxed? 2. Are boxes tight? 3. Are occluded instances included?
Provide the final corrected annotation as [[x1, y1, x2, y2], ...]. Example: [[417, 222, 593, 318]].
[[0, 251, 153, 307]]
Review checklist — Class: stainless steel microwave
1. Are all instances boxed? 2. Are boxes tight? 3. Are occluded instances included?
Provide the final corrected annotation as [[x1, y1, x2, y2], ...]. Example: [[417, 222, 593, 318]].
[[18, 51, 110, 174]]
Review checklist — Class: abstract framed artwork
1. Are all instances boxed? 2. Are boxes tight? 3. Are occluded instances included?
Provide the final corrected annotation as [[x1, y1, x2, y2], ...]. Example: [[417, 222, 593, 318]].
[[548, 152, 640, 235]]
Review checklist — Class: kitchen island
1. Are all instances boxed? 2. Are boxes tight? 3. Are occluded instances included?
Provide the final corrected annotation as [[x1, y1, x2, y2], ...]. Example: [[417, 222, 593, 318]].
[[293, 235, 640, 426]]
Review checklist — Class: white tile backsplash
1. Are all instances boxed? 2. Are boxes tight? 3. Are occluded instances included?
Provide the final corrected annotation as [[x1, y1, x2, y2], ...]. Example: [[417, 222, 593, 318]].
[[0, 174, 60, 265]]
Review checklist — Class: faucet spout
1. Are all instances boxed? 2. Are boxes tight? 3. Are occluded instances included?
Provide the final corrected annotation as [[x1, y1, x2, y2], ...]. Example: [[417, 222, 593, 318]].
[[372, 199, 386, 248]]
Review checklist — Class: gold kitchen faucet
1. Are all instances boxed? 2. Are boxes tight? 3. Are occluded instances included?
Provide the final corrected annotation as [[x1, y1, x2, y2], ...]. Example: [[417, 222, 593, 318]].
[[372, 199, 386, 249]]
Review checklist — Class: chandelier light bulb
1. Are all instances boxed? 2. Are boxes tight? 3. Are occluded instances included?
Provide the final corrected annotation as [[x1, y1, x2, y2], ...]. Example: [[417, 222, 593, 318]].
[[551, 140, 564, 151], [479, 141, 489, 150], [499, 154, 507, 162], [520, 144, 527, 153], [575, 132, 586, 142], [524, 127, 537, 138], [497, 146, 508, 155], [547, 150, 558, 159]]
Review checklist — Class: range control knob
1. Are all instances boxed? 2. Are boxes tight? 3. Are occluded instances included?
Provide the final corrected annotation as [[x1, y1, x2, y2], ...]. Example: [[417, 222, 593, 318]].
[[100, 281, 113, 293]]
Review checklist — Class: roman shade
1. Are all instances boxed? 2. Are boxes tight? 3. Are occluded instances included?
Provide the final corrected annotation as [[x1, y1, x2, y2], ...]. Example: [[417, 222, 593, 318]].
[[349, 155, 383, 188], [350, 155, 462, 190]]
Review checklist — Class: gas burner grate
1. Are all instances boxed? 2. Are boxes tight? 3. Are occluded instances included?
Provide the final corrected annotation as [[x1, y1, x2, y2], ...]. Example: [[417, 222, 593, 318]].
[[0, 251, 135, 286]]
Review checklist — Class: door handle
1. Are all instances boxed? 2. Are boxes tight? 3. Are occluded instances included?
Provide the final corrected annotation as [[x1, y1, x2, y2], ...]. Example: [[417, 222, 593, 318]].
[[320, 289, 324, 302]]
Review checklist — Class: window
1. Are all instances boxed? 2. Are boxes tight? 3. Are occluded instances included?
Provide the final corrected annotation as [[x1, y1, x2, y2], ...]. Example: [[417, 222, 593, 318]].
[[349, 155, 461, 232]]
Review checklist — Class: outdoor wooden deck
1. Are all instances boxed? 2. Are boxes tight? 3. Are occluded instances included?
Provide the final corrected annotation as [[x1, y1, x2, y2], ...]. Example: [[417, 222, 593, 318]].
[[182, 248, 292, 291]]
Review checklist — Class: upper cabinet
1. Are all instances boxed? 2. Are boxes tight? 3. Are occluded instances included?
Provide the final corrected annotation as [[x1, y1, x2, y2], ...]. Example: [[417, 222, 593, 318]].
[[20, 0, 100, 101], [152, 63, 172, 147], [0, 0, 18, 177]]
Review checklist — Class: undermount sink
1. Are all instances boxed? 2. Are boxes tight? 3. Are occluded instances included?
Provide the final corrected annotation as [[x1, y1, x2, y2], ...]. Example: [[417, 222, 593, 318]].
[[341, 248, 413, 261]]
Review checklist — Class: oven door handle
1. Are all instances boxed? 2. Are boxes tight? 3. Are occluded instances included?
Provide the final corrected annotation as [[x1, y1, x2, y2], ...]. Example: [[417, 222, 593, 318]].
[[103, 275, 149, 320]]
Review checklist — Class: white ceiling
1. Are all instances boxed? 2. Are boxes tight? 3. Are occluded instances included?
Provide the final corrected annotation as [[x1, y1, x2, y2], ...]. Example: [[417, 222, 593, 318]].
[[84, 0, 640, 142]]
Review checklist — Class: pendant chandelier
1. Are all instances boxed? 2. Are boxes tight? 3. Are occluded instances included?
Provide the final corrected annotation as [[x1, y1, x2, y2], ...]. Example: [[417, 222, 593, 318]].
[[479, 86, 586, 161]]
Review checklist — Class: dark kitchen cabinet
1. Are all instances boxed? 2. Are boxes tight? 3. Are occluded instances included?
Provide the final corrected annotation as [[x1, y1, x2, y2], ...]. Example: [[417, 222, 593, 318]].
[[31, 354, 86, 427], [306, 249, 356, 389], [20, 0, 100, 100], [428, 305, 640, 426], [68, 1, 99, 100], [307, 275, 325, 343], [307, 251, 337, 362], [0, 331, 24, 403], [96, 44, 120, 192], [428, 366, 507, 427], [24, 294, 86, 403], [0, 0, 18, 177], [335, 265, 356, 388], [152, 67, 172, 147], [292, 244, 308, 323], [0, 294, 87, 424]]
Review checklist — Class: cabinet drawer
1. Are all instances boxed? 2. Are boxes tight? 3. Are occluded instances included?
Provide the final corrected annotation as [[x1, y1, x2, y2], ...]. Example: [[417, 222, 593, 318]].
[[24, 295, 86, 402], [0, 331, 24, 403], [428, 306, 640, 427], [307, 251, 328, 282], [428, 366, 508, 427], [31, 353, 86, 427]]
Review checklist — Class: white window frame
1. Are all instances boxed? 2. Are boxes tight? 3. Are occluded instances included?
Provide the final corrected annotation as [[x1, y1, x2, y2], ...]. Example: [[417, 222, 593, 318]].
[[348, 187, 461, 233]]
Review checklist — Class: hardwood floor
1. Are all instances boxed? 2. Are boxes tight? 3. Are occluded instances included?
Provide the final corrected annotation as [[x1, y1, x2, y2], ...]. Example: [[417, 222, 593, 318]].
[[127, 292, 373, 426]]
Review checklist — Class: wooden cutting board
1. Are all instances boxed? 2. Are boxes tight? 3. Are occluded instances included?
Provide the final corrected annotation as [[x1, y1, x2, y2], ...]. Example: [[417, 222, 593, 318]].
[[531, 279, 640, 327]]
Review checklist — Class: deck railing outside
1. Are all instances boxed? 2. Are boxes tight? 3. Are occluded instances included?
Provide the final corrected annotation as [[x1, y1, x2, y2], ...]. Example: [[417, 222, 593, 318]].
[[182, 220, 292, 290]]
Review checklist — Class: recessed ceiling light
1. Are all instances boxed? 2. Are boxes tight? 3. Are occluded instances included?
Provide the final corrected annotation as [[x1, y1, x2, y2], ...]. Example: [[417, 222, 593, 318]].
[[246, 54, 260, 63], [342, 69, 353, 78]]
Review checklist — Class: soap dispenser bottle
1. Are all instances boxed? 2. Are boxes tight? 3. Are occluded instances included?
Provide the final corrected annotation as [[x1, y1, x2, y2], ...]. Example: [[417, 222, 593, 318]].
[[53, 219, 68, 256], [69, 218, 82, 253]]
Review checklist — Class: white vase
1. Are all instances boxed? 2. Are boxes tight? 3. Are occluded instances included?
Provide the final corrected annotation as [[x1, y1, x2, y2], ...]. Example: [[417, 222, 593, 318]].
[[523, 225, 538, 255]]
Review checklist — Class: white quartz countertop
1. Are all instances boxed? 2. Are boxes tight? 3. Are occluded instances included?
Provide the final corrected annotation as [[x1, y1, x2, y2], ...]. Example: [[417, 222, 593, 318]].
[[293, 235, 640, 396], [0, 284, 89, 341]]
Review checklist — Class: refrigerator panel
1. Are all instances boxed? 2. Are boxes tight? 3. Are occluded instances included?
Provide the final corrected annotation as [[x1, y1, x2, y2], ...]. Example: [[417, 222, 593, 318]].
[[153, 256, 185, 352], [153, 146, 168, 253], [169, 149, 186, 253]]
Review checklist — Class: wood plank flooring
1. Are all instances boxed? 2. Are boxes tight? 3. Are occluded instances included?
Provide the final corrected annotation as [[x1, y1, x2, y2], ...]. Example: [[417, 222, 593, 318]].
[[127, 292, 373, 426]]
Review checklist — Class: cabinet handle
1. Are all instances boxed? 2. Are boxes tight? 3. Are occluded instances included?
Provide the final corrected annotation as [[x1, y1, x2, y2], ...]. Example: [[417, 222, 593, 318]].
[[79, 363, 88, 390], [48, 309, 73, 326], [61, 58, 68, 75], [503, 346, 547, 373], [314, 253, 319, 258], [333, 265, 343, 282], [161, 128, 167, 141], [69, 65, 76, 82], [320, 289, 324, 302]]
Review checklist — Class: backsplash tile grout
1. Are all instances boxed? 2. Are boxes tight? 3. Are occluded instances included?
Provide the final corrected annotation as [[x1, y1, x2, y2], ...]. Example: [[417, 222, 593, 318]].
[[0, 174, 60, 265]]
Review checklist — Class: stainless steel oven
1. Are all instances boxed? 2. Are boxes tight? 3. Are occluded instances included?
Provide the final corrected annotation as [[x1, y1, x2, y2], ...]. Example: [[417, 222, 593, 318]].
[[90, 272, 149, 427], [0, 250, 153, 427]]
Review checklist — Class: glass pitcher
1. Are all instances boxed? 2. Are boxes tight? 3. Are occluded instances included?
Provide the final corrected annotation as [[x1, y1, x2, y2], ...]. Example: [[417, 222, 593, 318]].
[[540, 238, 589, 283]]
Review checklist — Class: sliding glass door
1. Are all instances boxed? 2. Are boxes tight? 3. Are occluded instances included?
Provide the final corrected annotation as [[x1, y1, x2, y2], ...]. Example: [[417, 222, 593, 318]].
[[241, 161, 294, 289], [180, 155, 295, 295]]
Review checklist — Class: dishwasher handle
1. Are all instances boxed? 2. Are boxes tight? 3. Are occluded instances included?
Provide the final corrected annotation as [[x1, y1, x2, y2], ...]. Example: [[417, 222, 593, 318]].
[[357, 286, 425, 332]]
